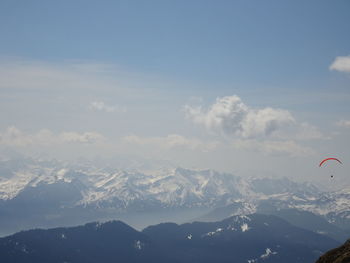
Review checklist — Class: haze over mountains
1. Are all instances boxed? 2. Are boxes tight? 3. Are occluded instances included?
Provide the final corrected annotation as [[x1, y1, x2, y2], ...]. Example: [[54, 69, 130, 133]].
[[1, 156, 349, 244], [1, 1, 349, 262]]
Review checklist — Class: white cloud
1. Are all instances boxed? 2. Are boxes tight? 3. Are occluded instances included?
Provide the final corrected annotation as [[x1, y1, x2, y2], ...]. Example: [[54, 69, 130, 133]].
[[0, 59, 162, 95], [0, 126, 104, 146], [0, 60, 100, 91], [295, 123, 325, 140], [242, 107, 295, 138], [60, 132, 104, 144], [233, 139, 315, 157], [122, 134, 218, 152], [0, 126, 33, 146], [184, 95, 295, 139], [272, 122, 325, 141], [184, 95, 325, 156], [329, 55, 350, 73], [89, 101, 126, 113], [336, 119, 350, 128]]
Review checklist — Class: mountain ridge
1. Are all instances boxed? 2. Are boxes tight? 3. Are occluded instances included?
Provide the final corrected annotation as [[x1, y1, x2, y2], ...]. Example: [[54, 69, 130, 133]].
[[1, 157, 349, 237], [0, 214, 340, 263]]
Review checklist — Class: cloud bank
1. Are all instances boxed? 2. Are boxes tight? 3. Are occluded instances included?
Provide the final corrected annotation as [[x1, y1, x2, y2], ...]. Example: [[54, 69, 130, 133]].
[[0, 126, 104, 147], [336, 119, 350, 128], [122, 134, 218, 152], [233, 139, 315, 157]]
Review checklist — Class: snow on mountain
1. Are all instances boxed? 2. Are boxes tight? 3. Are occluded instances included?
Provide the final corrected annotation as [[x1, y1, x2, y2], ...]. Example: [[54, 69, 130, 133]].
[[0, 160, 246, 209], [0, 158, 349, 222], [0, 164, 58, 200]]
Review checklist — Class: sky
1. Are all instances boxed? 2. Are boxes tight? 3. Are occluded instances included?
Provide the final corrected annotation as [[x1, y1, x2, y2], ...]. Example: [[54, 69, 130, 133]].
[[0, 0, 349, 188]]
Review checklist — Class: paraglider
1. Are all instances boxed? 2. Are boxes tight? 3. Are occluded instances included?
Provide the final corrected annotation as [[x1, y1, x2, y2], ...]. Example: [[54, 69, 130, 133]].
[[319, 158, 342, 167], [319, 158, 342, 179]]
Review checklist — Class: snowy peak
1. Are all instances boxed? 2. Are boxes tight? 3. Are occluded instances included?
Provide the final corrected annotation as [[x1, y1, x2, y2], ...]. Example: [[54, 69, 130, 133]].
[[0, 160, 245, 209], [0, 158, 349, 227]]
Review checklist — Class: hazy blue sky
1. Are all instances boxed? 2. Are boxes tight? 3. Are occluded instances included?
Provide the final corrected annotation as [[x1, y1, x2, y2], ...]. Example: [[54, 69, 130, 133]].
[[0, 0, 349, 188]]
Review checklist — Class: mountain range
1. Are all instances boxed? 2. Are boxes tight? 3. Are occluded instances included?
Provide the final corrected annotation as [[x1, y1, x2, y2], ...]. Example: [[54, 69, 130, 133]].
[[0, 157, 349, 241]]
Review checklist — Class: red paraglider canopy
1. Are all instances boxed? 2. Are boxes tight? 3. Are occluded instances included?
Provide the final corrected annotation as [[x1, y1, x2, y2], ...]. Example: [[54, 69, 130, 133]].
[[319, 158, 342, 167]]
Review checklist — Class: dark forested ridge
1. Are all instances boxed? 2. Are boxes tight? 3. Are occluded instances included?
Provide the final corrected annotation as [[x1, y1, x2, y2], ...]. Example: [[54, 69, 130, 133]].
[[0, 214, 340, 263]]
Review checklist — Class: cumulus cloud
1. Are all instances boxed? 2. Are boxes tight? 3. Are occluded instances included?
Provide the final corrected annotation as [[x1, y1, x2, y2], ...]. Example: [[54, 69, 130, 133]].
[[329, 55, 350, 73], [122, 134, 218, 152], [336, 119, 350, 128], [184, 95, 295, 139], [183, 95, 325, 156], [89, 101, 126, 113]]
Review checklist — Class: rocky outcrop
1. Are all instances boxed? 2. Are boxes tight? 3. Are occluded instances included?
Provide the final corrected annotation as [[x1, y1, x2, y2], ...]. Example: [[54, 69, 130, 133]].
[[316, 239, 350, 263]]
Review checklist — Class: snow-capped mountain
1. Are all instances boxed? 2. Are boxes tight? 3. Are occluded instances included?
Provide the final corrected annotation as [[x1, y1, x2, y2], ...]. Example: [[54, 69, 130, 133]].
[[0, 159, 244, 209], [0, 157, 349, 236], [0, 158, 317, 209]]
